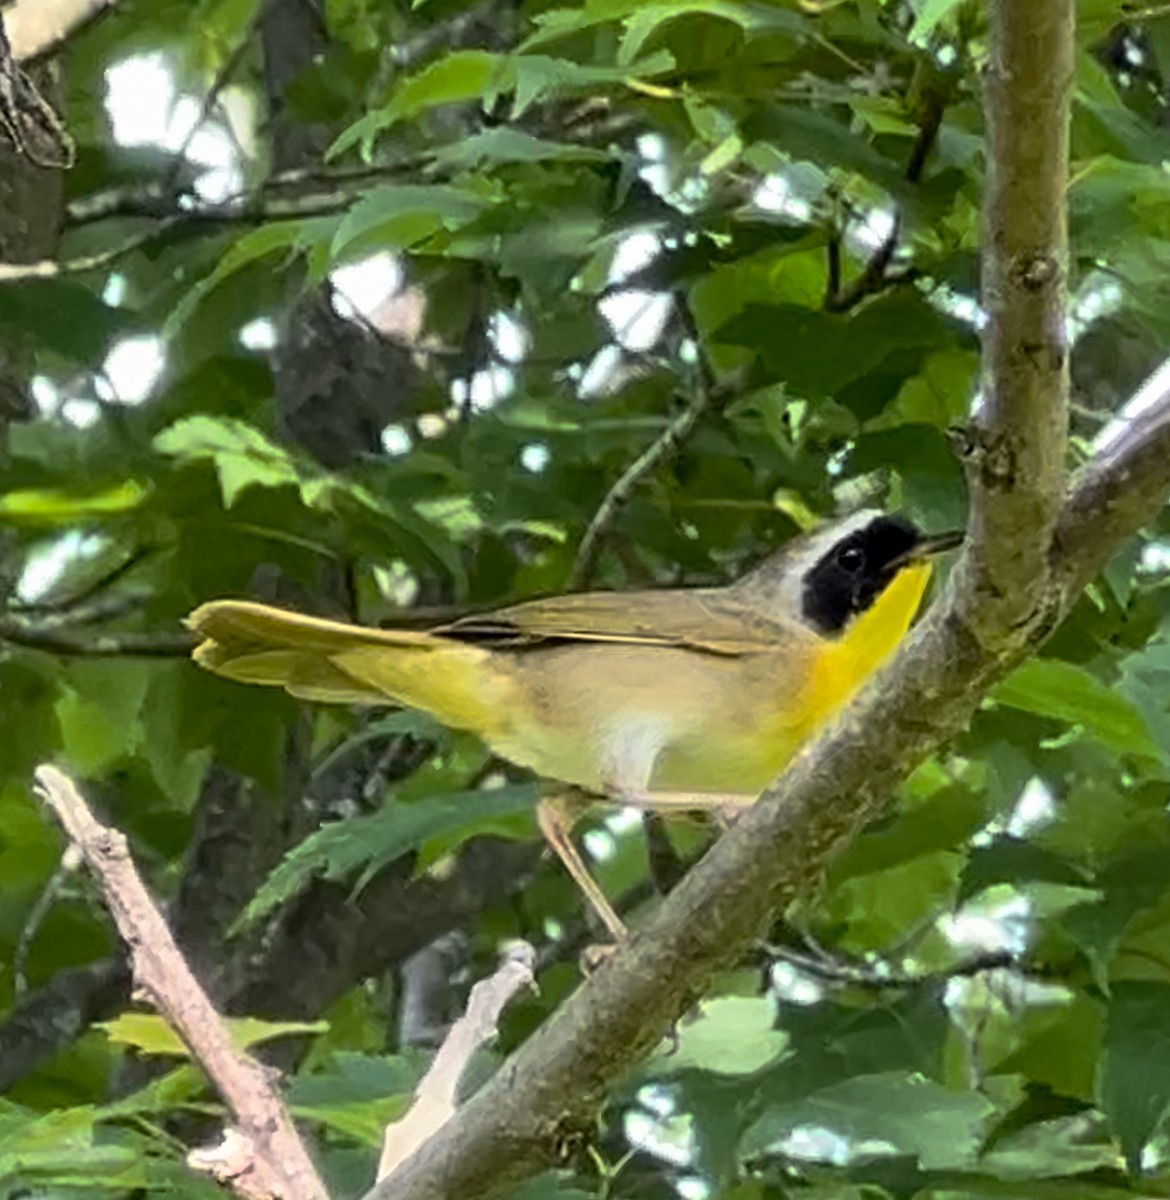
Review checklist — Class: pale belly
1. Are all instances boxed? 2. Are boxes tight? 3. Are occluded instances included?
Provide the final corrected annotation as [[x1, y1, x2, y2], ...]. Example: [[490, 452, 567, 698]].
[[487, 642, 835, 796]]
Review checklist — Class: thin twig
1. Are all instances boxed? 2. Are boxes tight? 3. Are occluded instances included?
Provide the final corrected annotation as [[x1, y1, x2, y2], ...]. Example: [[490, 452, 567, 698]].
[[32, 766, 329, 1200], [823, 214, 914, 313], [164, 37, 253, 193], [374, 941, 536, 1186], [13, 844, 83, 999], [0, 614, 192, 656], [568, 297, 714, 589], [0, 221, 178, 283], [764, 943, 1022, 991]]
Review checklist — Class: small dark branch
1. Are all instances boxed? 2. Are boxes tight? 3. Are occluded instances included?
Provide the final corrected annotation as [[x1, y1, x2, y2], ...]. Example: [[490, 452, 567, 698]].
[[825, 223, 842, 303], [0, 613, 193, 657], [567, 296, 714, 589], [65, 180, 185, 224], [65, 186, 352, 230], [0, 221, 179, 282], [13, 844, 82, 998], [66, 158, 433, 226], [824, 215, 911, 314], [6, 0, 117, 62], [905, 76, 946, 185], [764, 942, 1021, 991], [390, 0, 503, 68], [642, 812, 688, 895], [163, 26, 255, 194], [7, 546, 157, 615], [964, 0, 1074, 651], [32, 766, 329, 1200]]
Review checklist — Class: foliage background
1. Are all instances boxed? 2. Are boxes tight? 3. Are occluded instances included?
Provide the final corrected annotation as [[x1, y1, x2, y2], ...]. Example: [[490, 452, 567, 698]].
[[3, 0, 1170, 1196]]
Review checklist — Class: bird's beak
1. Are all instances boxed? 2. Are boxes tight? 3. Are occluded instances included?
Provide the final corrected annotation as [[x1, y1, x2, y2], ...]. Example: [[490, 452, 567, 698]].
[[894, 529, 965, 568]]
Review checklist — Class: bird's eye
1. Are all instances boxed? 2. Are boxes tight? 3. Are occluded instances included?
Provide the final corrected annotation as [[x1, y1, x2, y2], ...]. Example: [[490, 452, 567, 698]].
[[838, 545, 866, 573]]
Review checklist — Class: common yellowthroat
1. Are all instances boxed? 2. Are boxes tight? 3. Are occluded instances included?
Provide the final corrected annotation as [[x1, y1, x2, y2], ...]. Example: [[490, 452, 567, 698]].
[[188, 511, 961, 935]]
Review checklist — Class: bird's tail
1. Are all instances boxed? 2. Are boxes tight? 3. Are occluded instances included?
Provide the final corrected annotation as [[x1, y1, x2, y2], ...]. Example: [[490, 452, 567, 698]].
[[187, 600, 513, 734]]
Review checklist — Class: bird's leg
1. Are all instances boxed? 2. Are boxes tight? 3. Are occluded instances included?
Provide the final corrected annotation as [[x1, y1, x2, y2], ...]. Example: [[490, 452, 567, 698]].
[[609, 788, 758, 834], [612, 789, 757, 814], [536, 791, 628, 943]]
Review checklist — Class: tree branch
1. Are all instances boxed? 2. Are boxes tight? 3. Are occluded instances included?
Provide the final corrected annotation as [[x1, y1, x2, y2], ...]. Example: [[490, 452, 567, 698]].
[[373, 941, 535, 1185], [567, 296, 714, 589], [961, 0, 1074, 651], [0, 222, 177, 282], [5, 0, 116, 62], [32, 766, 328, 1200], [0, 613, 193, 656]]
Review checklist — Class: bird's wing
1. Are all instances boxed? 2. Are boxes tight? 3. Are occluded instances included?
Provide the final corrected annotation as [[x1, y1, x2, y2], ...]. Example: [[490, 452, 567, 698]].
[[434, 588, 793, 656]]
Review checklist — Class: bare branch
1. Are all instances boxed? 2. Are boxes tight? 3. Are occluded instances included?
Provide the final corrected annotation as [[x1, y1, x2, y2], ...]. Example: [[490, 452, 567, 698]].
[[568, 297, 714, 589], [0, 613, 193, 656], [31, 766, 329, 1200], [962, 0, 1074, 651], [373, 942, 535, 1186], [6, 0, 116, 62], [0, 222, 177, 283]]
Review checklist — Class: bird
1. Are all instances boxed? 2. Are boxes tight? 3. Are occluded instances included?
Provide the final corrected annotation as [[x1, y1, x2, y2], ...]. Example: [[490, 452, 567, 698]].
[[187, 511, 962, 938]]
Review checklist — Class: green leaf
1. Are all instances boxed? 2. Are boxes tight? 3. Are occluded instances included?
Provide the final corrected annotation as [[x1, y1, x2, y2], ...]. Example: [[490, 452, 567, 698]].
[[155, 415, 303, 507], [992, 659, 1162, 760], [289, 1052, 419, 1143], [0, 280, 138, 364], [431, 128, 612, 170], [741, 1071, 995, 1169], [617, 1, 804, 65], [164, 218, 337, 336], [237, 784, 540, 928], [907, 0, 966, 45], [0, 1106, 143, 1189], [330, 184, 496, 262], [645, 996, 788, 1076], [98, 1012, 327, 1056], [1099, 980, 1170, 1171], [993, 992, 1103, 1102], [0, 480, 150, 524], [510, 52, 675, 118], [959, 835, 1090, 904], [55, 660, 152, 775], [330, 50, 500, 157]]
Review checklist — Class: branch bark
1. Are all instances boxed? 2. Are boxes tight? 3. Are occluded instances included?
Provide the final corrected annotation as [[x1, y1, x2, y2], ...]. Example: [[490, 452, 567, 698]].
[[375, 941, 535, 1184], [32, 766, 328, 1200], [961, 0, 1074, 650], [6, 0, 116, 62]]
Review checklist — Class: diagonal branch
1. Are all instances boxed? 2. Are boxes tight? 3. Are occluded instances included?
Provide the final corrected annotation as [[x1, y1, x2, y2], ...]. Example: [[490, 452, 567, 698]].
[[32, 766, 328, 1200], [5, 0, 117, 62], [567, 295, 715, 590]]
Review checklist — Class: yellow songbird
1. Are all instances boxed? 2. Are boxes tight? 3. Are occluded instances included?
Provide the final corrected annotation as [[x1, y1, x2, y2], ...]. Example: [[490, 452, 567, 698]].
[[188, 511, 961, 937]]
